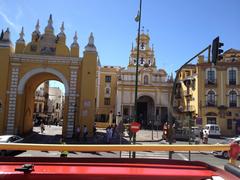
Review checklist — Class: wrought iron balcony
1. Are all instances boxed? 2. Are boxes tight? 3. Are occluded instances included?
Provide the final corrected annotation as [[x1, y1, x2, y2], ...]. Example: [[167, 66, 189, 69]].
[[206, 100, 217, 107], [229, 80, 236, 85], [205, 79, 216, 85], [229, 102, 237, 108]]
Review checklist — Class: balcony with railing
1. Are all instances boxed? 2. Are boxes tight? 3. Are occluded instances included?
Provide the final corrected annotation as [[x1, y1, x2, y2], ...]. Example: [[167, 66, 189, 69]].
[[228, 80, 236, 86], [206, 100, 217, 107], [205, 79, 217, 86], [229, 102, 237, 108]]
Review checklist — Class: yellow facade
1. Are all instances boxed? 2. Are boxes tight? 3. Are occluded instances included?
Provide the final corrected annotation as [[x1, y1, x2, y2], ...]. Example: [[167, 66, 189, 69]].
[[0, 15, 97, 138], [197, 49, 240, 136], [96, 32, 173, 128], [175, 49, 240, 136], [174, 65, 198, 128]]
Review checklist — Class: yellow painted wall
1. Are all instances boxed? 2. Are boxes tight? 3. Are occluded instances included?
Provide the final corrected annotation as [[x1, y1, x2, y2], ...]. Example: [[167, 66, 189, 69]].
[[79, 51, 97, 135], [0, 46, 12, 134]]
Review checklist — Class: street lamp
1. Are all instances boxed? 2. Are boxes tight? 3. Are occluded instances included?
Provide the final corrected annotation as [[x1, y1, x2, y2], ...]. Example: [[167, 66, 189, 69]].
[[133, 0, 142, 158]]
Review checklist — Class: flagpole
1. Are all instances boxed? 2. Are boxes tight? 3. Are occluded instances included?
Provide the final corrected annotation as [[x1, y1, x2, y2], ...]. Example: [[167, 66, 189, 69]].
[[133, 0, 142, 159]]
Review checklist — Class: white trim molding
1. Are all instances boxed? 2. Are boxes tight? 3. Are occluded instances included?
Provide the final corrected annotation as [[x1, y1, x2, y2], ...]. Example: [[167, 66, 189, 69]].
[[227, 67, 238, 85], [205, 67, 216, 81], [18, 67, 69, 95]]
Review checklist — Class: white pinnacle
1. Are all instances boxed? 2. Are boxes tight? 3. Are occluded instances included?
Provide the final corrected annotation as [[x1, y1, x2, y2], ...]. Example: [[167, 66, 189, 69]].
[[60, 22, 64, 33], [35, 19, 40, 33], [73, 31, 78, 43], [19, 27, 24, 40]]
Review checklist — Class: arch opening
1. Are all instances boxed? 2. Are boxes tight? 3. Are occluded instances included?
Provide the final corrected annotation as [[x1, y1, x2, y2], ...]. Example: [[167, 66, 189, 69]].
[[17, 72, 67, 137], [137, 95, 155, 129]]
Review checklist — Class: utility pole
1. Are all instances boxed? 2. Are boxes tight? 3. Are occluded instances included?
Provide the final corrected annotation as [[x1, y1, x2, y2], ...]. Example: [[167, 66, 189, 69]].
[[133, 0, 142, 158]]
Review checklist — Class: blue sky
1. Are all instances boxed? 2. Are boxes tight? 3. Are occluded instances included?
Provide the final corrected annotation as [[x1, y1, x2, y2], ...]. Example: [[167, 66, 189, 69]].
[[0, 0, 240, 91]]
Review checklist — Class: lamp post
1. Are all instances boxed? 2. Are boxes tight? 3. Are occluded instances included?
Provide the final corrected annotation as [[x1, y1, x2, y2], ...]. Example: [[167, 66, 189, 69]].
[[133, 0, 142, 158]]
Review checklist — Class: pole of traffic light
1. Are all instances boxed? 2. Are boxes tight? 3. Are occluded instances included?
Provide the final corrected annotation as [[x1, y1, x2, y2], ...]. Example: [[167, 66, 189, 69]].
[[133, 0, 142, 159], [168, 45, 210, 159]]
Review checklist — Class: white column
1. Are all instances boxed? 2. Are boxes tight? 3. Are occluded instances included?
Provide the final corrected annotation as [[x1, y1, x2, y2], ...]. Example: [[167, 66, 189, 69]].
[[6, 65, 20, 134], [116, 89, 122, 114], [66, 67, 78, 138]]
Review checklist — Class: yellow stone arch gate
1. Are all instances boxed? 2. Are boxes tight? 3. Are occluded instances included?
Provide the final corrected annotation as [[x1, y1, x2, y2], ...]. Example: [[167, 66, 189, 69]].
[[0, 15, 97, 138]]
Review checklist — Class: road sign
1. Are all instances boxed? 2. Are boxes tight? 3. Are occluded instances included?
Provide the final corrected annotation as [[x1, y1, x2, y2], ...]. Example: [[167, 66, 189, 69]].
[[130, 122, 141, 133]]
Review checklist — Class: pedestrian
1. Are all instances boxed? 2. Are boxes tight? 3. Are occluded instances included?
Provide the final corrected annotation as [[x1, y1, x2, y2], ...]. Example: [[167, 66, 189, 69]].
[[83, 125, 88, 142], [200, 129, 203, 143], [203, 129, 208, 144], [76, 125, 81, 141], [40, 120, 45, 133]]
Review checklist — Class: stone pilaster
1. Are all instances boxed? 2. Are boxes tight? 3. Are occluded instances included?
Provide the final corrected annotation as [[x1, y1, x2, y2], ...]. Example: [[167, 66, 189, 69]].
[[66, 66, 78, 138], [6, 64, 20, 134]]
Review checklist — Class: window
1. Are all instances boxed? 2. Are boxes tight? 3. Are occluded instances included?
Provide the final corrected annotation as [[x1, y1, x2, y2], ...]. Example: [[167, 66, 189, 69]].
[[105, 76, 111, 83], [207, 117, 216, 124], [144, 75, 149, 85], [229, 69, 236, 85], [104, 98, 110, 105], [123, 107, 129, 116], [229, 90, 237, 107], [227, 119, 232, 129], [105, 88, 110, 95], [207, 90, 216, 106], [207, 69, 215, 84]]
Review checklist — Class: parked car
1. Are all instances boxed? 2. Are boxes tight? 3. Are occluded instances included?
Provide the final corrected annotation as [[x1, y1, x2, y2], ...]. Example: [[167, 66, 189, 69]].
[[0, 135, 24, 156], [174, 127, 196, 142], [213, 137, 240, 158], [204, 124, 221, 137]]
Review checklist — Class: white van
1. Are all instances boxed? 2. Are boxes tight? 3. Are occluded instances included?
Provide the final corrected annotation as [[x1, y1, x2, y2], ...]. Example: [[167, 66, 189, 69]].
[[204, 124, 221, 137]]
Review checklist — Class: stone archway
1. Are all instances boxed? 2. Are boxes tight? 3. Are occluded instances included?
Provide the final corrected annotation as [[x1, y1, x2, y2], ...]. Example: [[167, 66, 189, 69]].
[[137, 95, 155, 129], [13, 68, 71, 136]]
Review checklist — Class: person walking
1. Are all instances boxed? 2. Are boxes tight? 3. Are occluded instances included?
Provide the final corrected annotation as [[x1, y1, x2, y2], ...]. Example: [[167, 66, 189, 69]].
[[40, 120, 45, 134], [203, 129, 208, 144]]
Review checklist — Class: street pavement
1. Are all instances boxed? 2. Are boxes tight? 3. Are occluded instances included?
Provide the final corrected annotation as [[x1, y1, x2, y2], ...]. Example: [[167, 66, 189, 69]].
[[17, 125, 239, 170]]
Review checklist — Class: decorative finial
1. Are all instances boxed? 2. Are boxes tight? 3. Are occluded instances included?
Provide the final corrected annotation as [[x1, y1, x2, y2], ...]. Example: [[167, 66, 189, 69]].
[[16, 27, 25, 44], [71, 31, 79, 48], [48, 14, 53, 25], [60, 22, 64, 33], [20, 27, 24, 39], [74, 31, 78, 43], [2, 28, 10, 41], [35, 19, 40, 33], [45, 14, 54, 32], [131, 42, 134, 51], [84, 32, 96, 52], [88, 32, 94, 45]]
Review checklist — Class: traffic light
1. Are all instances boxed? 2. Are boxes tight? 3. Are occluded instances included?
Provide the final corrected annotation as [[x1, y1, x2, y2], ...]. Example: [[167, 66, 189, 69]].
[[212, 36, 224, 65]]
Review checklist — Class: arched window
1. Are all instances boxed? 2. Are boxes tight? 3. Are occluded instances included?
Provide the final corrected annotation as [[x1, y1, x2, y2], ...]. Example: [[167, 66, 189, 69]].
[[229, 90, 237, 107], [228, 69, 236, 85], [207, 90, 216, 106], [144, 75, 149, 85], [206, 68, 216, 84]]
